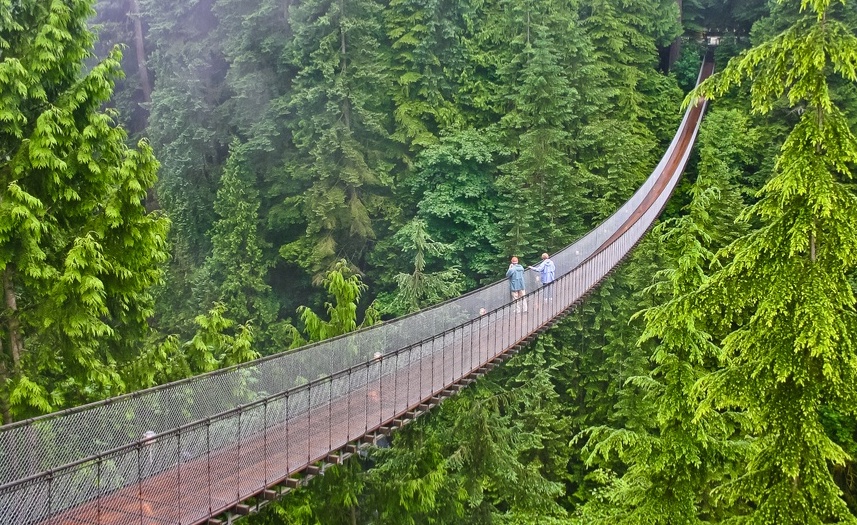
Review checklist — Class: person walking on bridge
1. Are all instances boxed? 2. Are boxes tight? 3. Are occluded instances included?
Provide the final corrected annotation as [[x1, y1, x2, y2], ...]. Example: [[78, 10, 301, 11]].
[[529, 253, 555, 301], [506, 257, 527, 313]]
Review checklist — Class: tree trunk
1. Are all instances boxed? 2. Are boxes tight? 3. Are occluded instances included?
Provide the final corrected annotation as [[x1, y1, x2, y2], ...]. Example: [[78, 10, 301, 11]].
[[0, 340, 12, 424], [128, 0, 159, 210], [339, 2, 351, 130], [4, 266, 23, 369], [2, 266, 22, 424], [668, 0, 683, 71], [128, 0, 152, 105]]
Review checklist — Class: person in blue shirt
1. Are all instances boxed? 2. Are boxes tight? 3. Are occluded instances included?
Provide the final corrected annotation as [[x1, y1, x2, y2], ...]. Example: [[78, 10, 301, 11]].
[[529, 253, 556, 300], [506, 256, 528, 313]]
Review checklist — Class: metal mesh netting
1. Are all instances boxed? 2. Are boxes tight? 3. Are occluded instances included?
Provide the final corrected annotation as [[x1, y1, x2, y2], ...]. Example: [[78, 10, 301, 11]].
[[0, 64, 710, 524]]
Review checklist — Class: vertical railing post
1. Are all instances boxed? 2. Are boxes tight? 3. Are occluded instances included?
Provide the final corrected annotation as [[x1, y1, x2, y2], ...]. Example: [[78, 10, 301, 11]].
[[137, 442, 144, 525], [506, 302, 511, 352], [378, 359, 383, 427], [306, 387, 312, 467], [347, 368, 353, 442], [328, 378, 333, 453], [459, 325, 464, 378], [206, 420, 212, 518], [469, 318, 474, 375], [97, 459, 102, 523], [431, 336, 436, 398], [177, 430, 182, 525], [263, 399, 269, 490], [46, 471, 53, 524], [392, 351, 398, 416], [236, 409, 242, 504], [364, 363, 370, 434], [445, 331, 451, 386], [487, 310, 493, 362], [285, 392, 290, 475]]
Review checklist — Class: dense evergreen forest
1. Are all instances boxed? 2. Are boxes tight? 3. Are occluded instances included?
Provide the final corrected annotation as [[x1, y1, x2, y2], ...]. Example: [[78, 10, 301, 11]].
[[2, 0, 857, 522]]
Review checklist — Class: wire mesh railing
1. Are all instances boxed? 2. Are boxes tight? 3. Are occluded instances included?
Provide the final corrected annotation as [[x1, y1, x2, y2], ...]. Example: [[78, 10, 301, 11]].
[[0, 59, 713, 525]]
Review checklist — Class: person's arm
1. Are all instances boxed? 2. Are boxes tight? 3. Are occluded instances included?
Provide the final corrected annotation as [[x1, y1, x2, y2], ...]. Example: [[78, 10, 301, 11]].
[[530, 260, 544, 271], [506, 266, 514, 278]]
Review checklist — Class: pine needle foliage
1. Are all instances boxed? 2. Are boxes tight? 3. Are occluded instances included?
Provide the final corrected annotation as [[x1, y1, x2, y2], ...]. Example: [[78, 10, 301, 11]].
[[0, 0, 169, 422], [688, 1, 857, 521], [198, 142, 279, 341], [281, 0, 394, 277], [287, 260, 379, 347], [385, 218, 465, 315], [578, 108, 758, 524], [385, 0, 472, 148]]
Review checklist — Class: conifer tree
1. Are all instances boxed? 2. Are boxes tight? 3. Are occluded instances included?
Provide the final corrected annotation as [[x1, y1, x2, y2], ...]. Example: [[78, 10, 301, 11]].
[[142, 0, 231, 335], [579, 109, 758, 524], [124, 303, 257, 389], [385, 219, 465, 315], [497, 33, 582, 252], [580, 0, 681, 122], [689, 1, 857, 521], [286, 261, 379, 347], [281, 0, 395, 277], [404, 130, 502, 280], [197, 143, 278, 340], [0, 0, 170, 421], [490, 0, 595, 253], [385, 0, 472, 148]]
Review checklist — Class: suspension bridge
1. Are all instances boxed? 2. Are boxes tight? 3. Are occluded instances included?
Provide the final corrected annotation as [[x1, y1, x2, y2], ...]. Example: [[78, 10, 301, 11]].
[[0, 58, 714, 525]]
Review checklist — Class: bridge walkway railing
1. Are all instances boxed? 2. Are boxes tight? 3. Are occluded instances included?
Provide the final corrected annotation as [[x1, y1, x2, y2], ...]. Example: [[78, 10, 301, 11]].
[[0, 58, 713, 525]]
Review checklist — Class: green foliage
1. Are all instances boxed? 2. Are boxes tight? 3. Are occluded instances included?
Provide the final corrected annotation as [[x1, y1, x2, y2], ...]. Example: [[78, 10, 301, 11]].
[[382, 219, 465, 315], [254, 459, 365, 525], [404, 129, 503, 281], [363, 380, 568, 524], [141, 0, 232, 336], [577, 108, 758, 524], [11, 0, 805, 520], [385, 0, 472, 148], [196, 142, 279, 346], [497, 33, 582, 253], [687, 1, 857, 521], [286, 261, 379, 347], [281, 0, 396, 277], [672, 40, 706, 93], [0, 0, 169, 422], [124, 303, 257, 389], [581, 0, 681, 121]]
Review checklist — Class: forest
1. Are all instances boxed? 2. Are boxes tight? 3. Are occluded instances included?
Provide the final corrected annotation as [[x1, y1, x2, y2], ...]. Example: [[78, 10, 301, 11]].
[[2, 0, 857, 522]]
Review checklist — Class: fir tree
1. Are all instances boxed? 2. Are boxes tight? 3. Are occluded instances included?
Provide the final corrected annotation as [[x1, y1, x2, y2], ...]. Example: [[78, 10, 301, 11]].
[[124, 303, 257, 389], [142, 0, 231, 336], [578, 109, 758, 524], [405, 129, 502, 281], [384, 219, 465, 315], [580, 0, 681, 122], [286, 260, 379, 347], [385, 0, 472, 148], [281, 0, 395, 277], [0, 0, 170, 421], [497, 32, 582, 252], [197, 142, 279, 342], [689, 1, 857, 521]]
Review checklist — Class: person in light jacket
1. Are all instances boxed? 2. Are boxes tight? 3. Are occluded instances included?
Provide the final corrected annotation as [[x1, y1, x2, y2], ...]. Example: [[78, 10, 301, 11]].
[[506, 257, 527, 313], [529, 253, 556, 301]]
